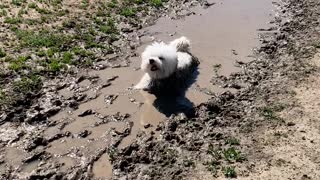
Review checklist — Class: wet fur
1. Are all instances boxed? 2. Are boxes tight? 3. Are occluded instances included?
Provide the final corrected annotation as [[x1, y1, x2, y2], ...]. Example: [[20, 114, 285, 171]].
[[135, 36, 199, 94]]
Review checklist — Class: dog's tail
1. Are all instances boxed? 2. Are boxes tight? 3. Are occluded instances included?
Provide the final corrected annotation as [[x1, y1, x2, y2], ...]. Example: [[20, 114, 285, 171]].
[[170, 36, 191, 52]]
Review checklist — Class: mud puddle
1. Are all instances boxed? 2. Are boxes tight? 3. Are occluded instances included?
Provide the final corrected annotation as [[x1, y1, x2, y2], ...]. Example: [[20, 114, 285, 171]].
[[31, 0, 275, 178]]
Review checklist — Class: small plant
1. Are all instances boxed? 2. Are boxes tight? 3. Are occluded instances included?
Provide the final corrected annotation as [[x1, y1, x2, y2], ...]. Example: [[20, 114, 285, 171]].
[[48, 59, 64, 72], [108, 0, 118, 8], [28, 3, 37, 9], [35, 7, 51, 14], [81, 0, 89, 9], [4, 17, 22, 24], [120, 7, 136, 17], [183, 159, 195, 167], [8, 56, 30, 71], [12, 0, 26, 6], [225, 137, 240, 146], [312, 42, 320, 48], [0, 49, 6, 58], [13, 75, 42, 94], [108, 147, 118, 162], [207, 144, 222, 160], [260, 107, 281, 121], [222, 166, 237, 178], [62, 52, 73, 64], [0, 9, 8, 17], [206, 160, 219, 176], [150, 0, 163, 7], [223, 147, 245, 162], [99, 19, 117, 34]]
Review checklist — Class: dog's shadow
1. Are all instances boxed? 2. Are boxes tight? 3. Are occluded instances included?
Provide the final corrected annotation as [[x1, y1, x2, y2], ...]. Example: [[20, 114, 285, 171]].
[[148, 57, 199, 118]]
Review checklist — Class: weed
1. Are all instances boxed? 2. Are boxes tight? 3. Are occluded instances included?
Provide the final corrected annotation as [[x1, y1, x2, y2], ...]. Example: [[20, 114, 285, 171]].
[[62, 52, 73, 64], [108, 0, 118, 8], [207, 160, 219, 176], [259, 106, 282, 121], [0, 49, 6, 58], [8, 56, 30, 71], [14, 29, 71, 48], [13, 75, 42, 94], [312, 42, 320, 48], [12, 0, 26, 6], [183, 159, 195, 167], [99, 19, 117, 34], [223, 147, 246, 162], [207, 144, 222, 160], [72, 47, 94, 57], [0, 9, 8, 17], [47, 59, 64, 72], [150, 0, 163, 7], [225, 137, 240, 146], [35, 7, 51, 14], [51, 0, 63, 6], [4, 17, 22, 24], [28, 2, 37, 8], [222, 166, 237, 178], [108, 148, 118, 162], [120, 7, 136, 17], [81, 0, 89, 9]]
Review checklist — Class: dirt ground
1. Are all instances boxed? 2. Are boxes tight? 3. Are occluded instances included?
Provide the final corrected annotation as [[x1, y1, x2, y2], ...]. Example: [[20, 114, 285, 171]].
[[1, 0, 320, 179]]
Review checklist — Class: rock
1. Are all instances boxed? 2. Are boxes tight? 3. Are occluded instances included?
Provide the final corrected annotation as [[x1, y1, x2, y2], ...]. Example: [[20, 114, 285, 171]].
[[78, 109, 94, 117]]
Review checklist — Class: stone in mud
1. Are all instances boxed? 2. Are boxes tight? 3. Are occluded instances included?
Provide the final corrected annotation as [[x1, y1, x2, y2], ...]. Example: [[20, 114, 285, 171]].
[[104, 95, 118, 105], [77, 130, 91, 138], [78, 109, 94, 117]]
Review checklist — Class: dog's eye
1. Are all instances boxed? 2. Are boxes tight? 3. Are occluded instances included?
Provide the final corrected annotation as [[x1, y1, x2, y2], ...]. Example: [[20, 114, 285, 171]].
[[159, 56, 164, 61]]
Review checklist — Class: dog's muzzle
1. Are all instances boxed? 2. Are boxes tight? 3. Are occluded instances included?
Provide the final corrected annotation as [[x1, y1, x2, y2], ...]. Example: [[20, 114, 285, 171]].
[[149, 59, 159, 71]]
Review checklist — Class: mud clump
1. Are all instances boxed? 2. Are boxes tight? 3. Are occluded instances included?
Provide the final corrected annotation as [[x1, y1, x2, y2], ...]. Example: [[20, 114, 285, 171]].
[[111, 0, 320, 179]]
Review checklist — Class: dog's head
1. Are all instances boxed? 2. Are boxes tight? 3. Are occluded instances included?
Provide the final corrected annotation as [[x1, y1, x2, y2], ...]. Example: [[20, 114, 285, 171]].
[[141, 42, 178, 79]]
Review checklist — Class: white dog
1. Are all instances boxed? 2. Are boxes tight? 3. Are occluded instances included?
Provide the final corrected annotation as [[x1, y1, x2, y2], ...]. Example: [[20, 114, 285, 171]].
[[134, 37, 198, 92]]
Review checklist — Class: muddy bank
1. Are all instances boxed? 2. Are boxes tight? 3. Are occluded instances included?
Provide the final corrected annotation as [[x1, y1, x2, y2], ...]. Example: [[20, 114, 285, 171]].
[[111, 0, 320, 179]]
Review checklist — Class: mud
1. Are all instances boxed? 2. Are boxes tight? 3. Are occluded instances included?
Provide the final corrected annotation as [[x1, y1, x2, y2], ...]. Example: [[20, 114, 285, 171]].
[[1, 0, 320, 179]]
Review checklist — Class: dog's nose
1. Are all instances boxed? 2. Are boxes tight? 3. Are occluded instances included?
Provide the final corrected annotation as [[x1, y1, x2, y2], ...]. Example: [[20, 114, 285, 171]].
[[149, 59, 155, 64]]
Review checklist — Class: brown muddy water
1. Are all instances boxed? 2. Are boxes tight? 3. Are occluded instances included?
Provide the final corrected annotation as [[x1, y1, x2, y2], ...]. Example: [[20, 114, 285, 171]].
[[3, 0, 275, 178]]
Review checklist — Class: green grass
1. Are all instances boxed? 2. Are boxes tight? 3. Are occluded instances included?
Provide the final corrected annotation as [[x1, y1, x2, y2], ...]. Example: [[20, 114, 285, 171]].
[[120, 7, 136, 17], [0, 49, 6, 58], [99, 19, 117, 34], [8, 56, 30, 71], [4, 17, 22, 24], [62, 52, 73, 64], [150, 0, 163, 7], [28, 2, 37, 8], [13, 75, 42, 94], [47, 59, 65, 72], [223, 147, 246, 162], [0, 9, 8, 17], [222, 166, 237, 178], [81, 0, 89, 9], [14, 29, 72, 48], [12, 0, 26, 6], [107, 0, 118, 8], [35, 7, 52, 14]]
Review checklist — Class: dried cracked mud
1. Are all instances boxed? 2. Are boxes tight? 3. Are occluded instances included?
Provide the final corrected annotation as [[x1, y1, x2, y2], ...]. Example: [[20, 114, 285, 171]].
[[1, 0, 320, 179]]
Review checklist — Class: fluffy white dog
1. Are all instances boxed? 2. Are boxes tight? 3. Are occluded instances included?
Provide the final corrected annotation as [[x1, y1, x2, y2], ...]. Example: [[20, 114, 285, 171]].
[[134, 36, 199, 93]]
